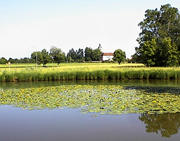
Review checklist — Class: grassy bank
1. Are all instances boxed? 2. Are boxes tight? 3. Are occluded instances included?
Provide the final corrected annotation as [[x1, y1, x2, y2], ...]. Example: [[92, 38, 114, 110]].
[[0, 63, 179, 82]]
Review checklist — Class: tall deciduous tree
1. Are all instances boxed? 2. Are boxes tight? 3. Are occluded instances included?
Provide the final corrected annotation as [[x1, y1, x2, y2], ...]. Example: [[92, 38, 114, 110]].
[[31, 49, 51, 66], [85, 45, 102, 62], [133, 4, 180, 66], [31, 51, 43, 65], [0, 57, 7, 64], [41, 49, 51, 66], [85, 47, 93, 61], [50, 47, 65, 64], [113, 49, 126, 64], [92, 48, 102, 61], [76, 48, 84, 62], [67, 48, 77, 62]]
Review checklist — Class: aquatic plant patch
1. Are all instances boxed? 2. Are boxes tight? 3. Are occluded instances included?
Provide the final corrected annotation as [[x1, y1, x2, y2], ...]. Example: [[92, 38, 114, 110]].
[[0, 85, 180, 114]]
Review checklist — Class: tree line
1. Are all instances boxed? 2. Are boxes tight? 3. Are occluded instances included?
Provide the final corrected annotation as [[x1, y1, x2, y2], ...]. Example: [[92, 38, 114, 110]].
[[0, 45, 102, 66], [0, 44, 121, 66], [0, 44, 126, 65]]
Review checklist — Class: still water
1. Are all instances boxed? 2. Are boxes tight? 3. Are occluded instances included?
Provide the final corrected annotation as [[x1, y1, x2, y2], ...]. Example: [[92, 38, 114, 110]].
[[0, 80, 179, 141]]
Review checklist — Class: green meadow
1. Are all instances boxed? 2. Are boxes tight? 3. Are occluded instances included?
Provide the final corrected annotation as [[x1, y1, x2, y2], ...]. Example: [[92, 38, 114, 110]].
[[0, 63, 179, 82]]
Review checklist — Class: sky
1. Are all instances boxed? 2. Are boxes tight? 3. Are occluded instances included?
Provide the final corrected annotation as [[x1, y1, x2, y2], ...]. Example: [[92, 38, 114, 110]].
[[0, 0, 180, 59]]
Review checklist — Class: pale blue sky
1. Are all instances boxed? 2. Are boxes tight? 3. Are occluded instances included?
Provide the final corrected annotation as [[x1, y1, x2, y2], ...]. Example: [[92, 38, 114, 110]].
[[0, 0, 180, 58]]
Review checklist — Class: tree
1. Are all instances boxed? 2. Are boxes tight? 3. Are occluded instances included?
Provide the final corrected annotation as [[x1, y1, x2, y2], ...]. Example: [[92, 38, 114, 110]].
[[92, 48, 102, 61], [139, 38, 157, 66], [134, 4, 180, 66], [0, 57, 7, 64], [18, 57, 34, 63], [67, 48, 77, 62], [85, 47, 93, 61], [50, 47, 65, 64], [158, 37, 179, 66], [113, 49, 126, 64], [41, 49, 51, 66], [76, 48, 84, 62], [8, 58, 16, 64], [85, 45, 102, 62], [31, 51, 43, 65]]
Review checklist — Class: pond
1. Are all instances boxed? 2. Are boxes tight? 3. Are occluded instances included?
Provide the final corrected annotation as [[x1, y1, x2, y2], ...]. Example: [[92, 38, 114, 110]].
[[0, 80, 180, 141]]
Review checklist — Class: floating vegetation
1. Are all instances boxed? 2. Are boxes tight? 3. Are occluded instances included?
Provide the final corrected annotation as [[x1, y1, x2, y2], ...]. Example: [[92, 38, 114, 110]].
[[0, 85, 180, 114]]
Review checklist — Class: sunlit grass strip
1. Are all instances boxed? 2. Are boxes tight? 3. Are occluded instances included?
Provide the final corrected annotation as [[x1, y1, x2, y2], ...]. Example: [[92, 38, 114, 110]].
[[0, 67, 179, 82], [0, 63, 145, 69]]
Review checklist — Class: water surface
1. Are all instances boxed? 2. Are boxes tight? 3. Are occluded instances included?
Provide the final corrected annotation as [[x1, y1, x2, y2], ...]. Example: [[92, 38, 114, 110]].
[[0, 80, 179, 141]]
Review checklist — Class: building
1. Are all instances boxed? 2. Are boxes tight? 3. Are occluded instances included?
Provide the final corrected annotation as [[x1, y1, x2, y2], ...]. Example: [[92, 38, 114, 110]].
[[102, 53, 114, 61]]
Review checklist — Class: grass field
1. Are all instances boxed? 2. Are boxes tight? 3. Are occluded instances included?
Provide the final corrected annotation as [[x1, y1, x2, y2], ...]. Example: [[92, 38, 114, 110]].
[[0, 63, 179, 82], [0, 63, 145, 68]]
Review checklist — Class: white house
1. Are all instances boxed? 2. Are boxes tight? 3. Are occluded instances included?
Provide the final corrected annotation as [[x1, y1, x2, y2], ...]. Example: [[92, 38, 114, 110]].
[[102, 53, 114, 61]]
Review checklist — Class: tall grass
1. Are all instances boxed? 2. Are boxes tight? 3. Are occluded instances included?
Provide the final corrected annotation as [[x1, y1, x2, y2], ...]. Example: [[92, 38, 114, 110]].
[[0, 63, 179, 82]]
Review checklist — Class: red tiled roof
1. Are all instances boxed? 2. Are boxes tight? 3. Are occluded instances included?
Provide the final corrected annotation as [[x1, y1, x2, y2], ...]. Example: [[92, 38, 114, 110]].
[[103, 53, 114, 56]]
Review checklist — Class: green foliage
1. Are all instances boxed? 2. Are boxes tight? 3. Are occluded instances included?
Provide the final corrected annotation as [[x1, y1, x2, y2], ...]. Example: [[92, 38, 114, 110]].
[[160, 37, 179, 66], [67, 48, 84, 62], [85, 44, 102, 62], [50, 46, 65, 64], [0, 57, 7, 64], [2, 44, 104, 63], [76, 48, 84, 62], [0, 63, 179, 82], [31, 51, 43, 65], [113, 49, 126, 64], [141, 38, 157, 66], [8, 58, 17, 64], [134, 4, 180, 66], [85, 47, 93, 61], [92, 48, 102, 61], [67, 48, 77, 62], [0, 57, 34, 64], [41, 49, 51, 66], [31, 49, 51, 66]]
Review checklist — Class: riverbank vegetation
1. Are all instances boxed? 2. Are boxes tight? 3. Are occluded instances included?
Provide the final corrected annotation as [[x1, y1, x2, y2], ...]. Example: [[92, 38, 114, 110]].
[[0, 63, 179, 82]]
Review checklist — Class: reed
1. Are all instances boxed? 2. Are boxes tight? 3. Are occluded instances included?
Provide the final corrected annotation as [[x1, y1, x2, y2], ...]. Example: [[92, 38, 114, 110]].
[[0, 63, 179, 82]]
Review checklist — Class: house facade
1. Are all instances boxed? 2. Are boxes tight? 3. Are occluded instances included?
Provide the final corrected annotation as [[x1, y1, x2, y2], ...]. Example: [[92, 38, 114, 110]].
[[102, 53, 114, 61]]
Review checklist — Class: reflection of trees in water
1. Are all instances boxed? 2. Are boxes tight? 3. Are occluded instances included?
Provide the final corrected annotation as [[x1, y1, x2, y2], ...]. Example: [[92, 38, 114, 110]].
[[139, 113, 180, 137], [124, 86, 180, 94]]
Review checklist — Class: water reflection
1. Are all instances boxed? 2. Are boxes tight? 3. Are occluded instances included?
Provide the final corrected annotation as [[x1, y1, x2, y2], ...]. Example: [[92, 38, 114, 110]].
[[0, 80, 179, 89], [125, 86, 180, 94], [139, 113, 180, 138]]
